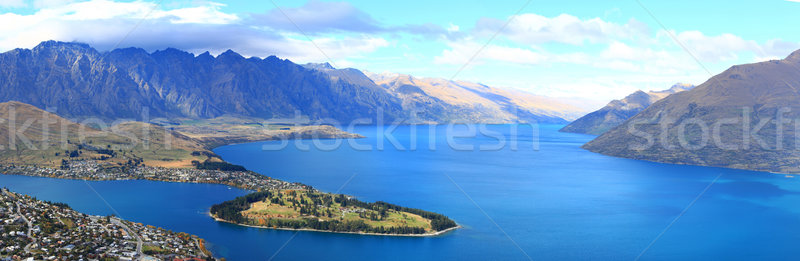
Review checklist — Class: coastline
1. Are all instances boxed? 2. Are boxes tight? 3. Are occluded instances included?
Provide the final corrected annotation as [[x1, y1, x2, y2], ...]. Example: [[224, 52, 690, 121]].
[[0, 129, 461, 241], [581, 147, 800, 176], [0, 171, 258, 191], [197, 128, 366, 150], [209, 212, 460, 237], [1, 171, 461, 238]]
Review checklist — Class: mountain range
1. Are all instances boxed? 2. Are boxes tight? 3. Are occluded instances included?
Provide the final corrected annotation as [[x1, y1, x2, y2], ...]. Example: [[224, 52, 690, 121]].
[[560, 83, 694, 135], [304, 63, 583, 123], [0, 41, 582, 124], [363, 72, 584, 124], [583, 50, 800, 173]]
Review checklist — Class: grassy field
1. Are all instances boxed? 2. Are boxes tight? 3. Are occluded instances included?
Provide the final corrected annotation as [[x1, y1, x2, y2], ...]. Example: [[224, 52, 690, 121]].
[[241, 190, 434, 232], [59, 217, 76, 229], [0, 101, 212, 168]]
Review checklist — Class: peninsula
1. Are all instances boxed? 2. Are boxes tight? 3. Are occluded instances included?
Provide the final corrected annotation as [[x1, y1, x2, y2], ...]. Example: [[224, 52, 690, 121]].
[[1, 188, 213, 260], [0, 101, 458, 236]]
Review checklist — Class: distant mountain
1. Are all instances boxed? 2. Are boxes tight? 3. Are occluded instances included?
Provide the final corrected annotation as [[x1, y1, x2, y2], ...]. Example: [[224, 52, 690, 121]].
[[0, 41, 403, 122], [583, 50, 800, 173], [560, 83, 694, 135], [362, 72, 584, 124], [0, 41, 583, 124]]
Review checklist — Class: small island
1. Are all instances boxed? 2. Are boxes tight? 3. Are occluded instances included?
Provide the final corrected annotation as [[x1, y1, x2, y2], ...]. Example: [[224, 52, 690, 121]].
[[210, 189, 459, 236]]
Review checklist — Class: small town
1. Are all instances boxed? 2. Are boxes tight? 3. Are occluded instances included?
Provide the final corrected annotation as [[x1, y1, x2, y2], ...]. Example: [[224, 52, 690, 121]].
[[0, 160, 307, 192], [0, 188, 214, 261]]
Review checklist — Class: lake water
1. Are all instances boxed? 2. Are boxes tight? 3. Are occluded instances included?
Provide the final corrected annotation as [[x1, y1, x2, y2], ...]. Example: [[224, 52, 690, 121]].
[[3, 124, 800, 260]]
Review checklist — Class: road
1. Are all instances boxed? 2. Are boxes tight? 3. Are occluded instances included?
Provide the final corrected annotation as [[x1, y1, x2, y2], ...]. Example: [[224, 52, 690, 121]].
[[111, 217, 144, 258], [194, 238, 209, 258], [15, 201, 36, 254]]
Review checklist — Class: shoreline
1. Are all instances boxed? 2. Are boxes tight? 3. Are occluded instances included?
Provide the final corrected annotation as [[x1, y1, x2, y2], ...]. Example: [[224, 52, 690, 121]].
[[204, 135, 366, 150], [209, 213, 460, 237], [0, 172, 461, 238], [0, 172, 258, 192], [582, 148, 800, 175]]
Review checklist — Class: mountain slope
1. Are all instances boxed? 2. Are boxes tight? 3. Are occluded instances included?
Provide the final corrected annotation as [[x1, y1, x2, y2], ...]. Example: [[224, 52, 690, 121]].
[[0, 41, 404, 122], [560, 83, 694, 135], [363, 72, 584, 124], [0, 101, 210, 168], [583, 50, 800, 173]]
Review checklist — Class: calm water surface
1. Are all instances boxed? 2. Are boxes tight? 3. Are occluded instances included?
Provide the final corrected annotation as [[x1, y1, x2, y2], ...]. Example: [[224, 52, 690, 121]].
[[2, 124, 800, 260]]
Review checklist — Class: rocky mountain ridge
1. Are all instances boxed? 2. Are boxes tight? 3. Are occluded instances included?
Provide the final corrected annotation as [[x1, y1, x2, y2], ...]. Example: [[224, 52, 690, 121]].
[[560, 83, 694, 135], [0, 41, 582, 124]]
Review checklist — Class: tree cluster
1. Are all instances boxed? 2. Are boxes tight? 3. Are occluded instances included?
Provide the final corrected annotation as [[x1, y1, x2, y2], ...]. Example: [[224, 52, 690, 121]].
[[210, 190, 458, 234], [195, 160, 247, 171]]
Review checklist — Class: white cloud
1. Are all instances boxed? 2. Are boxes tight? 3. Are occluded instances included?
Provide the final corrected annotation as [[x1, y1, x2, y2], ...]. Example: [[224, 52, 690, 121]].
[[273, 35, 389, 62], [157, 2, 238, 24], [652, 30, 800, 63], [753, 39, 800, 61], [0, 0, 26, 8], [601, 41, 649, 60], [0, 0, 388, 63], [433, 39, 698, 77], [475, 13, 650, 45], [465, 13, 800, 67], [20, 0, 239, 23], [32, 0, 77, 8], [251, 0, 382, 34], [436, 12, 800, 88], [597, 41, 698, 73], [433, 41, 548, 66], [447, 23, 459, 32], [669, 30, 756, 62]]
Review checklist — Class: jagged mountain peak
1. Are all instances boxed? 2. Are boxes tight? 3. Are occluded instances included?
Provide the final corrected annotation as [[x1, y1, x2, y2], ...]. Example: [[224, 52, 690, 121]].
[[362, 71, 399, 82], [303, 62, 336, 71], [263, 55, 283, 62], [0, 40, 404, 121], [663, 83, 695, 93], [111, 47, 149, 55], [622, 90, 651, 102], [217, 49, 243, 59], [153, 47, 193, 58], [32, 40, 100, 60], [34, 40, 92, 51]]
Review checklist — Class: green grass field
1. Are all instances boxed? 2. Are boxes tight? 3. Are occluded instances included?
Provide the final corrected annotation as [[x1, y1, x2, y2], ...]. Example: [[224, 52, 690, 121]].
[[241, 190, 433, 232]]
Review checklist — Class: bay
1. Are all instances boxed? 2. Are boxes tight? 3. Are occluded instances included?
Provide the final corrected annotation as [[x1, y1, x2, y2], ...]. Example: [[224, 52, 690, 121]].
[[3, 124, 800, 260]]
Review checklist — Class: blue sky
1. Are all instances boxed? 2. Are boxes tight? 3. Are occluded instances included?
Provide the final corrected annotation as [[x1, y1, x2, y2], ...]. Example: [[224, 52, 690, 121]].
[[2, 0, 799, 108]]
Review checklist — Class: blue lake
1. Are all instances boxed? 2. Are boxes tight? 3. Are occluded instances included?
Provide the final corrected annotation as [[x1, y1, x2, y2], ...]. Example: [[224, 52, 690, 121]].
[[3, 124, 800, 260]]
